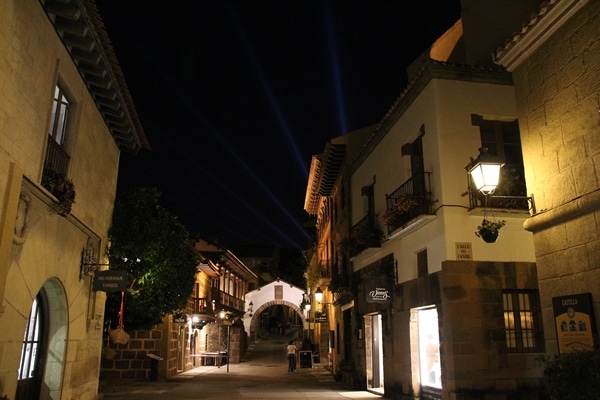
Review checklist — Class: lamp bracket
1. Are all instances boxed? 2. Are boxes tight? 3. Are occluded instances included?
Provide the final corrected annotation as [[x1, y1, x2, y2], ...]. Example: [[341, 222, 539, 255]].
[[80, 247, 107, 280]]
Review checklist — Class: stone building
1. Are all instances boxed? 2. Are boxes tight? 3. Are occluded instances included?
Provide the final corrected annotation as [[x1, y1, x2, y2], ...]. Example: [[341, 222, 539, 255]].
[[493, 0, 600, 356], [0, 0, 148, 399], [100, 238, 257, 380]]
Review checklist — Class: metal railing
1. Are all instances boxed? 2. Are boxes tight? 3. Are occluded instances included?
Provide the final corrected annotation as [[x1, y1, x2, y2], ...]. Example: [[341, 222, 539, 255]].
[[347, 213, 383, 256], [211, 288, 245, 312], [384, 172, 433, 234], [43, 136, 70, 177]]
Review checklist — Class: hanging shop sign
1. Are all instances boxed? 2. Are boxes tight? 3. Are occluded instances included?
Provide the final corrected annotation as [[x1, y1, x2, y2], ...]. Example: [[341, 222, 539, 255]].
[[315, 311, 328, 323], [173, 313, 187, 324], [552, 292, 597, 353], [365, 284, 392, 304], [92, 270, 128, 292]]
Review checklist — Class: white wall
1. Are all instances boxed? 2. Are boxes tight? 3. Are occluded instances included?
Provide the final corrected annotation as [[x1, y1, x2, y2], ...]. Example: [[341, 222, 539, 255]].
[[351, 76, 535, 284]]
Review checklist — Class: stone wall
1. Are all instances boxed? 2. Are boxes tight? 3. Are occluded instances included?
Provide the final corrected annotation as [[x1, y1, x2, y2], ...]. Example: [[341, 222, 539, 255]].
[[100, 329, 164, 380], [379, 260, 543, 400], [512, 1, 600, 355]]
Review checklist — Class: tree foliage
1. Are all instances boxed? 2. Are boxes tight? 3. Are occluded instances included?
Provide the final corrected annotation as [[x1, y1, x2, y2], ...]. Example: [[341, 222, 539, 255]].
[[104, 187, 197, 330]]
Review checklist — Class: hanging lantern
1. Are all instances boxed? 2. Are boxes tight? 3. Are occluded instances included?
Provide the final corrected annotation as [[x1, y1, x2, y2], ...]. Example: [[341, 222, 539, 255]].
[[466, 147, 504, 194]]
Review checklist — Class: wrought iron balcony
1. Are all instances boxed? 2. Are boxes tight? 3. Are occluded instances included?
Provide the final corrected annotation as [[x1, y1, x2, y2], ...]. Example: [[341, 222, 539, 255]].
[[342, 214, 383, 257], [383, 172, 433, 234], [466, 165, 536, 214]]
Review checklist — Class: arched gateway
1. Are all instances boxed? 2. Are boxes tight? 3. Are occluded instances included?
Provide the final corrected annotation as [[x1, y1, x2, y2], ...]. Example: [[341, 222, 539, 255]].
[[243, 280, 306, 340]]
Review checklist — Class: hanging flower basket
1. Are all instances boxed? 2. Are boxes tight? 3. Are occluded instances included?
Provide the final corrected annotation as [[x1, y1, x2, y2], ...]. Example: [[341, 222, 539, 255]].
[[109, 291, 129, 344], [41, 169, 76, 216], [103, 346, 117, 360], [475, 219, 505, 243], [109, 326, 130, 345]]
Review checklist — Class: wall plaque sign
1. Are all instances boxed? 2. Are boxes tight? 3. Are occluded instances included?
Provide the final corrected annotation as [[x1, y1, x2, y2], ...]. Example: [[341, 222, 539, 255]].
[[552, 292, 597, 353]]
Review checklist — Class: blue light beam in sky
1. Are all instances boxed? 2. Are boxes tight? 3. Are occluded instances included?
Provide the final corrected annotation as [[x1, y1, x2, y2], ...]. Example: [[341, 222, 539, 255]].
[[228, 6, 309, 178], [323, 1, 348, 134]]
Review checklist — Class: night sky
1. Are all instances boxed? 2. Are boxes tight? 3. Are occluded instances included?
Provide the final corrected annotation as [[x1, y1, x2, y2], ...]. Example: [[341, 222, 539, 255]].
[[94, 1, 462, 250]]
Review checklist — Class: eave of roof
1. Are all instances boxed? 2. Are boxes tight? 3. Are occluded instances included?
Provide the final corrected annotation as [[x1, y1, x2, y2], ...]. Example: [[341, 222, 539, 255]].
[[493, 0, 589, 71], [40, 0, 150, 153]]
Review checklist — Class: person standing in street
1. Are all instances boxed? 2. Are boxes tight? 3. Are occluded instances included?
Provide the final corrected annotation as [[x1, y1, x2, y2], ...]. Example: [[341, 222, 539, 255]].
[[286, 339, 297, 372]]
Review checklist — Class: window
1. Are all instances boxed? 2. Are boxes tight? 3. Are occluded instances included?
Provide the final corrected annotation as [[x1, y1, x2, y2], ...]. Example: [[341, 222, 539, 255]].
[[503, 290, 544, 352], [48, 85, 70, 145], [472, 116, 527, 197], [43, 84, 72, 179]]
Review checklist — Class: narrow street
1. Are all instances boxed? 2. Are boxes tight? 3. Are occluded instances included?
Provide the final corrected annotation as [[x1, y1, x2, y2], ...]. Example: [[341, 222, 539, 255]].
[[98, 331, 381, 400]]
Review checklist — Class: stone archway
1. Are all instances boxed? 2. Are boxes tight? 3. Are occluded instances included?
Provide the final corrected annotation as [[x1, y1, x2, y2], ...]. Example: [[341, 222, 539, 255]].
[[248, 299, 304, 340], [243, 280, 306, 341]]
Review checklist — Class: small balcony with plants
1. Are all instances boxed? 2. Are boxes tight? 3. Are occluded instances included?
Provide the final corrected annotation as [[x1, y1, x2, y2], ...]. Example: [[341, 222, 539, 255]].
[[341, 214, 384, 258], [466, 164, 535, 213], [381, 172, 434, 235]]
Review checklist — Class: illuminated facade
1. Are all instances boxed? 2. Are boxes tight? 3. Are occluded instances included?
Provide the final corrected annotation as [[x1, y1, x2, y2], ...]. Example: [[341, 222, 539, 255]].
[[304, 3, 564, 398], [493, 0, 600, 356], [0, 0, 148, 398]]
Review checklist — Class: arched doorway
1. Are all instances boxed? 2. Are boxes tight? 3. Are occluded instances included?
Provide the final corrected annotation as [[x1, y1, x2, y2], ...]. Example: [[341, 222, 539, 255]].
[[243, 281, 307, 341], [16, 279, 67, 400]]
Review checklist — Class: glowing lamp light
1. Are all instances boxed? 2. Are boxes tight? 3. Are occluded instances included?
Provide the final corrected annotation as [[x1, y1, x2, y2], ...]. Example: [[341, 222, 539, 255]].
[[467, 147, 504, 194], [304, 302, 311, 311], [315, 287, 323, 303], [218, 310, 226, 320]]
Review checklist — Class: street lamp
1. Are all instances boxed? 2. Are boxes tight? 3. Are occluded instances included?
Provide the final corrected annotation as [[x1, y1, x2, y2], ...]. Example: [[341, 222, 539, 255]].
[[466, 147, 504, 195], [315, 287, 323, 303], [304, 296, 312, 341]]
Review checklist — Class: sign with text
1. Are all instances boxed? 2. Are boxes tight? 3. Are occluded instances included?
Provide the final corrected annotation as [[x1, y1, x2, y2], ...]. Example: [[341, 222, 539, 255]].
[[173, 313, 187, 324], [315, 311, 328, 323], [365, 284, 392, 304], [552, 293, 597, 353], [92, 270, 128, 292], [455, 242, 472, 260]]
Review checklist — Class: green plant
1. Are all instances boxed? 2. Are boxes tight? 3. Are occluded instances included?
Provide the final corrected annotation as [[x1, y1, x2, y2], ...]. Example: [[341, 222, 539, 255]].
[[105, 187, 198, 330], [475, 219, 505, 236], [542, 349, 600, 400], [41, 169, 76, 216], [379, 194, 418, 225]]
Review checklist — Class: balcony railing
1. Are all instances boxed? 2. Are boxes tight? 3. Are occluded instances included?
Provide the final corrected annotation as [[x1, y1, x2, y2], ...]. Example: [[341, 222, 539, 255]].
[[466, 165, 536, 214], [211, 288, 245, 313], [319, 260, 332, 278], [187, 297, 212, 316], [343, 213, 383, 257], [43, 136, 70, 177], [383, 172, 433, 234]]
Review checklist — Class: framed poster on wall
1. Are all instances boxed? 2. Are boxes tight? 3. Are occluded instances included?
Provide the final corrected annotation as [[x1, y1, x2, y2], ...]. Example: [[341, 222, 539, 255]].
[[552, 293, 597, 353]]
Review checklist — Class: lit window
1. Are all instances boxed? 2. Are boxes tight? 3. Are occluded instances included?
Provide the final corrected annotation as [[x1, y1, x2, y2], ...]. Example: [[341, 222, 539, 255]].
[[43, 84, 72, 178], [48, 85, 70, 145], [503, 290, 543, 353]]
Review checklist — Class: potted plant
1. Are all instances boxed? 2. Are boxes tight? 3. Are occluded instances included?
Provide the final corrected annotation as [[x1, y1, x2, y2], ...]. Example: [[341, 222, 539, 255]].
[[380, 194, 418, 225], [475, 219, 506, 243], [41, 169, 76, 216]]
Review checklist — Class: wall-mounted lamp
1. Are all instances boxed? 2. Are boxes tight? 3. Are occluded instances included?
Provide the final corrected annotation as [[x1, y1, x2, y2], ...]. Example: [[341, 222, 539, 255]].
[[315, 287, 323, 303], [466, 147, 504, 195], [247, 301, 253, 316]]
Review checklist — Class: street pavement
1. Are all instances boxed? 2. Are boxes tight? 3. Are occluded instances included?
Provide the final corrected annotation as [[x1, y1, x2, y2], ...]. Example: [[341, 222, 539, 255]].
[[98, 331, 381, 399]]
